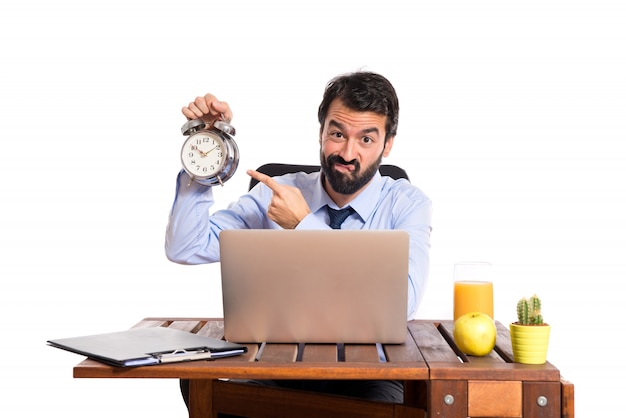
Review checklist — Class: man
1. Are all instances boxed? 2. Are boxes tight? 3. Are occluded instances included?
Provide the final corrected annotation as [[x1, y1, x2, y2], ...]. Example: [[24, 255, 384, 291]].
[[166, 71, 432, 405]]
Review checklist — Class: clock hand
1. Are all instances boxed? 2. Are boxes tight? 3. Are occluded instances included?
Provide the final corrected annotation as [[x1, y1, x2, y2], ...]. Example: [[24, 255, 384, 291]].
[[203, 146, 219, 155], [195, 146, 218, 158]]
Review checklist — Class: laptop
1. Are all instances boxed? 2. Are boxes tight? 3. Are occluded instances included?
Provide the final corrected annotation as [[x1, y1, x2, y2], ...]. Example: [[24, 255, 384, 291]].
[[219, 229, 409, 344]]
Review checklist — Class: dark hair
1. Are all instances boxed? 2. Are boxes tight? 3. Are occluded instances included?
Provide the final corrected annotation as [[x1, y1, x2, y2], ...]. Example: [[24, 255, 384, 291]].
[[318, 71, 399, 142]]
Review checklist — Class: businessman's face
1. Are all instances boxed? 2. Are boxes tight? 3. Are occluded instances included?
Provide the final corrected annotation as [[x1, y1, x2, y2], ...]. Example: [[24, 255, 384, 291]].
[[320, 99, 394, 195]]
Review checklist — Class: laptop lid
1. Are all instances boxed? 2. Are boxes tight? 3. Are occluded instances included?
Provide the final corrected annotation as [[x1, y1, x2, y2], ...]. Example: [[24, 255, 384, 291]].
[[219, 229, 409, 344]]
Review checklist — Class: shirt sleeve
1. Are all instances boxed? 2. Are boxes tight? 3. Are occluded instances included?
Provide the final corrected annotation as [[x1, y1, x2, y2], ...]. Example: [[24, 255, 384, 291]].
[[385, 182, 433, 319], [164, 171, 220, 264], [295, 212, 331, 230], [164, 170, 273, 264], [407, 200, 432, 319]]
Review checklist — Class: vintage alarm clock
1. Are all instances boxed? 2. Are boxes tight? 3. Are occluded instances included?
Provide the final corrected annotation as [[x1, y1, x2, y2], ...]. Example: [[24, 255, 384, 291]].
[[180, 117, 239, 186]]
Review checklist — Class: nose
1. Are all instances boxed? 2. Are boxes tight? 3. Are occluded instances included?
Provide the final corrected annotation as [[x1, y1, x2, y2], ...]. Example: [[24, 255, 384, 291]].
[[337, 138, 358, 162]]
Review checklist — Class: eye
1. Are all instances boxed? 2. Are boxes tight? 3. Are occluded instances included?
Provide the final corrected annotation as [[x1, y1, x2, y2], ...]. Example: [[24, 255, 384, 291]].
[[361, 136, 374, 145], [326, 131, 345, 142]]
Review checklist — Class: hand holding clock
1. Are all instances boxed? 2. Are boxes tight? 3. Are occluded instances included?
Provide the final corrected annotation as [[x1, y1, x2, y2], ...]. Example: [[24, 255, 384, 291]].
[[179, 94, 239, 187], [182, 93, 233, 125], [180, 93, 311, 228]]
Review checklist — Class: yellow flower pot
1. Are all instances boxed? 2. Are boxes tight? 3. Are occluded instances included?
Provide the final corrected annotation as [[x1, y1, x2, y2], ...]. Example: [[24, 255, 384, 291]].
[[509, 323, 551, 365]]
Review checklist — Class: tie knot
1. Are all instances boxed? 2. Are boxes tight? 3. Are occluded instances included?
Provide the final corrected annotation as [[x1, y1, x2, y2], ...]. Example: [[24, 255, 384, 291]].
[[326, 206, 354, 229]]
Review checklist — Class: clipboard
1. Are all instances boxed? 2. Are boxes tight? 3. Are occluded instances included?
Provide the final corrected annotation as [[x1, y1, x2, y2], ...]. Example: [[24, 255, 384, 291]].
[[47, 326, 247, 367]]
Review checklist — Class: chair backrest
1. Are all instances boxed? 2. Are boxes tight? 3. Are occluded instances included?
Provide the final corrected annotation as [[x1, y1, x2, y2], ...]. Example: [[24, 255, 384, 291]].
[[248, 163, 409, 191]]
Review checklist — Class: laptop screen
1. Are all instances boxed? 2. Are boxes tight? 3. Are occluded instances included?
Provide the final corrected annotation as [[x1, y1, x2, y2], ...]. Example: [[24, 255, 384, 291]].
[[219, 229, 409, 343]]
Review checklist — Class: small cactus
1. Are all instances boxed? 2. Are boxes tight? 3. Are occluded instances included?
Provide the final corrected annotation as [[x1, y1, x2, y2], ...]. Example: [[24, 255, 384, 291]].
[[516, 294, 544, 325]]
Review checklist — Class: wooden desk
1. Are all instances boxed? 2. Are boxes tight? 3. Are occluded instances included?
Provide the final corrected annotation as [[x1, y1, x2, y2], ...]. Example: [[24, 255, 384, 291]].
[[74, 318, 574, 418]]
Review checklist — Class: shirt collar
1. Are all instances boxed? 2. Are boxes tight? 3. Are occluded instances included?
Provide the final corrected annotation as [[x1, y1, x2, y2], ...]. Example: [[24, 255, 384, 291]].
[[310, 171, 384, 221]]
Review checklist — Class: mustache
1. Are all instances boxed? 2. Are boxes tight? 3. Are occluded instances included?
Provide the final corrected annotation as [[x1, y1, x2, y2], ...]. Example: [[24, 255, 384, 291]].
[[327, 155, 359, 170]]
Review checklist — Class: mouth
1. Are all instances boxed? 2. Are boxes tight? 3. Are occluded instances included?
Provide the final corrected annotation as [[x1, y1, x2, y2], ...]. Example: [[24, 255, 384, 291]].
[[333, 162, 356, 173]]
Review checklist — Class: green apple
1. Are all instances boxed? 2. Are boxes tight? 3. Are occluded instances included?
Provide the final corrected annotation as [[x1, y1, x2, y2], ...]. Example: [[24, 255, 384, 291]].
[[453, 312, 496, 356]]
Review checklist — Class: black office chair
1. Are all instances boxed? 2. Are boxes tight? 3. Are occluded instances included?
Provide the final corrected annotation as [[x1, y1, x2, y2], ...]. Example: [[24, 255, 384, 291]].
[[249, 163, 409, 191]]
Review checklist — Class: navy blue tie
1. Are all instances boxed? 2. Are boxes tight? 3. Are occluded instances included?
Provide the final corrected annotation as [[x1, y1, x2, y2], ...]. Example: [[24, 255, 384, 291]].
[[326, 206, 354, 229]]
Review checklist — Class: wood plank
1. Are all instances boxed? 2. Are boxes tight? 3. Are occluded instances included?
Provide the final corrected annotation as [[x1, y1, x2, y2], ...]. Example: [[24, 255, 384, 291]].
[[195, 320, 226, 339], [258, 343, 298, 363], [243, 362, 429, 380], [167, 319, 206, 333], [141, 316, 223, 323], [392, 404, 426, 418], [345, 344, 381, 363], [428, 361, 561, 381], [188, 379, 214, 418], [523, 381, 561, 417], [495, 320, 515, 362], [403, 380, 428, 410], [211, 379, 398, 418], [301, 344, 339, 362], [561, 377, 575, 418], [74, 356, 430, 380], [428, 379, 467, 418], [408, 321, 459, 362], [131, 319, 169, 328], [467, 380, 522, 417], [384, 326, 424, 363]]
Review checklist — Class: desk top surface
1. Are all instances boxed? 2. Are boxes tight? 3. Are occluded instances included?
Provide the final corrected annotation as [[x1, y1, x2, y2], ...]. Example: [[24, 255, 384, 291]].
[[73, 318, 561, 381]]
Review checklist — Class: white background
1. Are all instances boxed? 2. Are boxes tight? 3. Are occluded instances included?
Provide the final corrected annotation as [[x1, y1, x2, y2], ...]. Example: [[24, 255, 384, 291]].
[[1, 1, 624, 416]]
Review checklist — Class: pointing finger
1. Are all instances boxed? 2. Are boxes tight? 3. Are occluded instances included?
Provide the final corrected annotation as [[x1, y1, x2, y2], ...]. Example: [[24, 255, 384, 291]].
[[247, 170, 282, 193]]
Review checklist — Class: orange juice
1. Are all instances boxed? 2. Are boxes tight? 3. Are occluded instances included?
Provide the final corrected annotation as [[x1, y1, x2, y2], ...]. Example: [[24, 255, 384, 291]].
[[453, 280, 494, 320]]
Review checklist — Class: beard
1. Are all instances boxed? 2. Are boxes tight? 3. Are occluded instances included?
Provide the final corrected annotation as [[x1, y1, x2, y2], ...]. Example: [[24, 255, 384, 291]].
[[320, 150, 383, 195]]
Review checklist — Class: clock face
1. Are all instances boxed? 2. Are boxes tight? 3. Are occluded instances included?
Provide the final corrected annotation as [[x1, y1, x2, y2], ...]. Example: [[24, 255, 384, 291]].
[[181, 132, 226, 179]]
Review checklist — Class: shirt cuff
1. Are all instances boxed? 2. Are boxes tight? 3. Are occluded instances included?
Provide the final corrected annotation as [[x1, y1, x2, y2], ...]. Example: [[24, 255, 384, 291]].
[[295, 212, 329, 230]]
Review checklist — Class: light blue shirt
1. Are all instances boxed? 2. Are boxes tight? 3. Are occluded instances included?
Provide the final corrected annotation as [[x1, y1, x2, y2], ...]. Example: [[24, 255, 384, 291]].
[[165, 169, 432, 318]]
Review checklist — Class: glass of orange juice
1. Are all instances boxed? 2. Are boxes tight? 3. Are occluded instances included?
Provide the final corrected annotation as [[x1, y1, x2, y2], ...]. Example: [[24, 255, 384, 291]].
[[453, 262, 493, 320]]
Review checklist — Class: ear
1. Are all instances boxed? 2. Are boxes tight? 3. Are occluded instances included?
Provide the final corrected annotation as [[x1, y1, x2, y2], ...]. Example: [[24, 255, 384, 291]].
[[382, 136, 395, 157]]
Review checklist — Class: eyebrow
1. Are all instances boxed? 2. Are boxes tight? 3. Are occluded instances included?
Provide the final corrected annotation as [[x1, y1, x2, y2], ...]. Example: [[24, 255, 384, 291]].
[[328, 119, 380, 136]]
